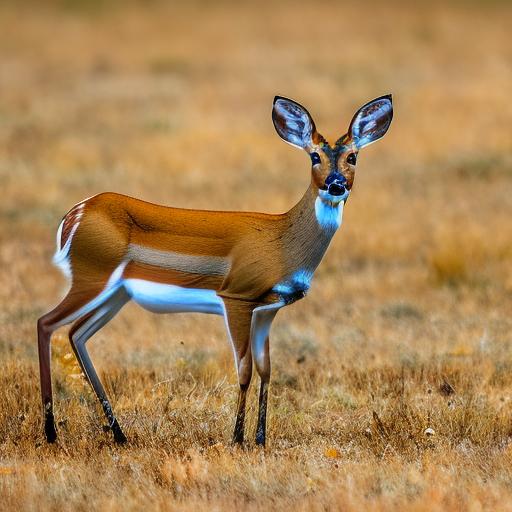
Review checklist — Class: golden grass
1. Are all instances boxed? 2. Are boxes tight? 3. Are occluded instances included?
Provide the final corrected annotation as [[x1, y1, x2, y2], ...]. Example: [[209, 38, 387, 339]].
[[1, 1, 512, 510]]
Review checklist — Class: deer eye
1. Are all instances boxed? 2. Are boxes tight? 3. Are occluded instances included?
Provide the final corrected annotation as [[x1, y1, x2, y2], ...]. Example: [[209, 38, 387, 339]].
[[310, 152, 321, 165], [346, 153, 357, 165]]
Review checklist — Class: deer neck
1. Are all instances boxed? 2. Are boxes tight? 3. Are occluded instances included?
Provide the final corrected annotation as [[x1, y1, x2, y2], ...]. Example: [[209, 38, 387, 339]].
[[278, 181, 343, 285]]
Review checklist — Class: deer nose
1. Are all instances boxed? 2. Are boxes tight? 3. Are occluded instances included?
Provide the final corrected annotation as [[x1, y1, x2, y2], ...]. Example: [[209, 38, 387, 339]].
[[325, 173, 347, 196], [328, 182, 346, 196]]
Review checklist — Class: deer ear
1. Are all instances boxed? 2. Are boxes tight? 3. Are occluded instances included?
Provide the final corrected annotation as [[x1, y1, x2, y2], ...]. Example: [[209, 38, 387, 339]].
[[348, 95, 393, 149], [272, 96, 318, 149]]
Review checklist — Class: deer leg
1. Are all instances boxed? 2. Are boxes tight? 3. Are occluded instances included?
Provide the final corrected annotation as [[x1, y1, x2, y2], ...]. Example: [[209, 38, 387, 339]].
[[256, 366, 269, 447], [223, 299, 255, 445], [67, 311, 93, 378], [251, 302, 282, 447], [232, 354, 252, 446], [37, 316, 58, 443], [68, 288, 129, 443], [37, 283, 112, 443]]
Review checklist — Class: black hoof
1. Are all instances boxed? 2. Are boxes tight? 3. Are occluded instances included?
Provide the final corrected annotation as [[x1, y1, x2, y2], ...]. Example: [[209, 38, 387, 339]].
[[114, 432, 127, 444], [255, 433, 266, 447], [111, 421, 127, 444], [232, 435, 244, 446], [232, 426, 245, 446], [44, 413, 57, 443]]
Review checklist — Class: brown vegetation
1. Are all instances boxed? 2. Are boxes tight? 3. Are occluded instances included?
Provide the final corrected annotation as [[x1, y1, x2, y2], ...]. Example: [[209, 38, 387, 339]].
[[0, 1, 511, 510]]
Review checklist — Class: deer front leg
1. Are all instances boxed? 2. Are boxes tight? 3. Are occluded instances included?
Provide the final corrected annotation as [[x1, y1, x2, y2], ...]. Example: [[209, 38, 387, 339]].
[[223, 299, 255, 445], [255, 336, 270, 447], [233, 358, 252, 445], [251, 302, 282, 447]]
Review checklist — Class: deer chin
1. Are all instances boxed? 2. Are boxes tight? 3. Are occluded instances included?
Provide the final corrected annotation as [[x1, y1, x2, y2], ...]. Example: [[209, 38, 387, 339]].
[[317, 188, 348, 205]]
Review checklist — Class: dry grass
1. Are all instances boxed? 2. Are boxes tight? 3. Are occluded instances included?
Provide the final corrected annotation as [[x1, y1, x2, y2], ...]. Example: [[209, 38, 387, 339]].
[[1, 1, 512, 510]]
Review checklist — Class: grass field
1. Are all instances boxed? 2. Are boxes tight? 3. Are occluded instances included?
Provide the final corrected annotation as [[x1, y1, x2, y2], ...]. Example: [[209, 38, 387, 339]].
[[0, 1, 511, 510]]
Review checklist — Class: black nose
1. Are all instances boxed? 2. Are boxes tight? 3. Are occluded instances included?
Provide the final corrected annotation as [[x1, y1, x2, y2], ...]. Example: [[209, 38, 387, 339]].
[[325, 172, 347, 196], [328, 182, 346, 196]]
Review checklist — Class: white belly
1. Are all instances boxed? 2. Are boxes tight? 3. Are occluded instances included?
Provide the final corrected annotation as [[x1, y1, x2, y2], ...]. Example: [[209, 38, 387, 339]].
[[123, 279, 224, 315]]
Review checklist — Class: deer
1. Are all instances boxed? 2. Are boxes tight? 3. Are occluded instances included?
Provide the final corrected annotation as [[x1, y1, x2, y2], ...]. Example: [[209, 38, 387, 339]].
[[37, 94, 393, 447]]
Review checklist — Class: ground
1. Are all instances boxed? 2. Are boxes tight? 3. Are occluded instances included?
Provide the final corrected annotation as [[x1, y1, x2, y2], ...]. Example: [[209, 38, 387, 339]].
[[0, 1, 511, 510]]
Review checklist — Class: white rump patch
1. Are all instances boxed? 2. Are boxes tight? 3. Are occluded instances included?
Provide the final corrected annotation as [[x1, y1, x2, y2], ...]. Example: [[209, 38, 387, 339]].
[[52, 222, 78, 278], [52, 202, 86, 279]]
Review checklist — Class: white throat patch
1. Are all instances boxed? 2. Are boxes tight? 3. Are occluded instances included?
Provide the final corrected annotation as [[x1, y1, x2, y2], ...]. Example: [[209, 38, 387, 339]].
[[315, 195, 344, 231]]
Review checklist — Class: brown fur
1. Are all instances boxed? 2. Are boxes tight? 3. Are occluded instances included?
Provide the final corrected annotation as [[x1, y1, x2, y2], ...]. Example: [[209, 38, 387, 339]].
[[64, 183, 336, 303]]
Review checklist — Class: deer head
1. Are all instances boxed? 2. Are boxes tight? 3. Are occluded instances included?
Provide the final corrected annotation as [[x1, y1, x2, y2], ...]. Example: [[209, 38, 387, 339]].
[[272, 94, 393, 204]]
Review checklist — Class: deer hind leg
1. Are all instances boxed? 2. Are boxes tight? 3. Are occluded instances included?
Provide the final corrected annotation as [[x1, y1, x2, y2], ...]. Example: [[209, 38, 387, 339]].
[[223, 299, 256, 445], [68, 287, 130, 443], [251, 302, 282, 447], [37, 266, 127, 443], [37, 279, 117, 443]]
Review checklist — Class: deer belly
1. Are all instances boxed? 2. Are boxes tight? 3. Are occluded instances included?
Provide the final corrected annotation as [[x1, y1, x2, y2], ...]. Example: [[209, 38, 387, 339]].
[[123, 279, 224, 315]]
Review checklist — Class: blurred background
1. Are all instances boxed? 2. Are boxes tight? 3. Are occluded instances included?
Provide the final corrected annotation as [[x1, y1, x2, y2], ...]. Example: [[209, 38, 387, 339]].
[[0, 1, 512, 509], [1, 0, 510, 361]]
